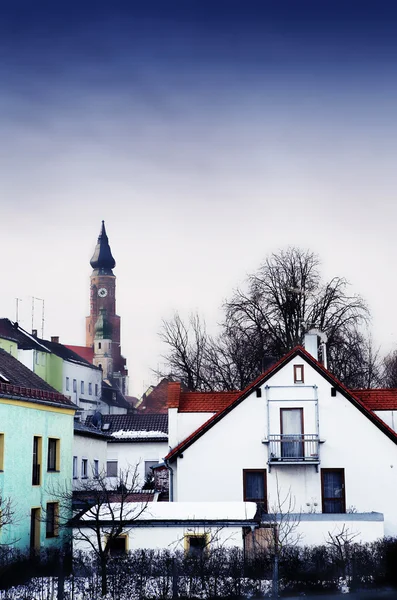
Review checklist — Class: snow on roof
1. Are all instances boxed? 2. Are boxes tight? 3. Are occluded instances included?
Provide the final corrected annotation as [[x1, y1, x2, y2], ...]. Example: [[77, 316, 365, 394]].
[[80, 501, 257, 522], [111, 430, 167, 439]]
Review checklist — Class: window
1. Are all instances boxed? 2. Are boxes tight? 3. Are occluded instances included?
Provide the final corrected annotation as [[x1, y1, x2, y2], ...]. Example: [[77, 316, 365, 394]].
[[81, 459, 88, 479], [73, 456, 78, 479], [98, 342, 101, 350], [81, 381, 85, 394], [107, 535, 128, 554], [88, 382, 92, 395], [35, 351, 39, 365], [66, 377, 70, 392], [30, 508, 41, 553], [143, 461, 157, 489], [32, 436, 42, 485], [321, 469, 345, 513], [280, 408, 304, 459], [73, 379, 77, 393], [184, 534, 209, 557], [243, 470, 267, 507], [294, 365, 304, 383], [93, 460, 99, 479], [107, 460, 118, 477], [46, 502, 59, 538], [47, 438, 60, 472], [0, 433, 4, 471], [95, 384, 99, 396]]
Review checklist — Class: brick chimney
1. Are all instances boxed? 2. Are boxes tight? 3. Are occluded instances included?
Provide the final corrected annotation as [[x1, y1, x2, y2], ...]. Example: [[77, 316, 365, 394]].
[[51, 336, 59, 344]]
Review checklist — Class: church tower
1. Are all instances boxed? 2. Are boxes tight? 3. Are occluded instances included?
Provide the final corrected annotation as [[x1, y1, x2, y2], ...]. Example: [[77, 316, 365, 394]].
[[86, 221, 128, 393]]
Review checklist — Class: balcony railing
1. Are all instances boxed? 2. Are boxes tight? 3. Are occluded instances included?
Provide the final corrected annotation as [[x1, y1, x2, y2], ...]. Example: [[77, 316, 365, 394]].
[[268, 434, 319, 464]]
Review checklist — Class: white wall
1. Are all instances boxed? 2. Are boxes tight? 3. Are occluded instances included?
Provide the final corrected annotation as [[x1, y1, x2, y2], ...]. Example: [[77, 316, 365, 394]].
[[74, 523, 245, 553], [374, 410, 397, 432], [168, 408, 215, 448], [73, 433, 108, 487], [63, 362, 102, 419], [172, 355, 397, 537], [107, 440, 169, 488]]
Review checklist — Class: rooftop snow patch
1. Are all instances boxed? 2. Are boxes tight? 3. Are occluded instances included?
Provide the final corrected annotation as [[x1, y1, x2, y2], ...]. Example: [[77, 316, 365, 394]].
[[111, 430, 168, 439]]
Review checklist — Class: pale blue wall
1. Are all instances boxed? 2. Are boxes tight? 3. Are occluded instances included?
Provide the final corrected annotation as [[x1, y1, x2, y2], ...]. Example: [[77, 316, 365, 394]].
[[0, 398, 75, 552]]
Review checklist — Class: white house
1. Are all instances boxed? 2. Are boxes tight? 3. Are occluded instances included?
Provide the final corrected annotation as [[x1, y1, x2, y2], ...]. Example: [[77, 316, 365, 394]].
[[73, 420, 109, 487], [163, 338, 397, 545], [86, 413, 169, 491], [73, 501, 258, 554]]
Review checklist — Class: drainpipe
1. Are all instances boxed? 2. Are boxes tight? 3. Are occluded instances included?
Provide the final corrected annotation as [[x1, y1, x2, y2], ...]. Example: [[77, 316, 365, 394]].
[[164, 458, 174, 502]]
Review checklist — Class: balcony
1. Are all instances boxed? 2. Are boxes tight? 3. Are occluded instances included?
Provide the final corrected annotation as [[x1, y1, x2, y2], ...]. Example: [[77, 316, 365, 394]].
[[266, 434, 320, 470]]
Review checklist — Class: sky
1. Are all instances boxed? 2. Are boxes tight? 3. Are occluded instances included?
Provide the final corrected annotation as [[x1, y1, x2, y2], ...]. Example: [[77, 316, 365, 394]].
[[1, 1, 397, 396]]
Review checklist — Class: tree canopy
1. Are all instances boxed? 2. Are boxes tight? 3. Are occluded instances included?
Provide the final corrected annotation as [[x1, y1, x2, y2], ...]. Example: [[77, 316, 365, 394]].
[[159, 247, 380, 390]]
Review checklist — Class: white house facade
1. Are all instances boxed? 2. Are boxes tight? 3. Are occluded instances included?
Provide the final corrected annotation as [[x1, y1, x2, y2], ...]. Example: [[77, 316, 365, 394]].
[[164, 344, 397, 544]]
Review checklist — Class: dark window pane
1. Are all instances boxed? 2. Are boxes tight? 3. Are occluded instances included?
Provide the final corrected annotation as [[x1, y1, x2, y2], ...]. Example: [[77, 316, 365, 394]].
[[245, 472, 265, 501]]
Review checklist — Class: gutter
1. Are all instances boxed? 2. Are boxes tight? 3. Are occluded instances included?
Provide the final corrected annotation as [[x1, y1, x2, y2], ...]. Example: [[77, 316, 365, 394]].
[[164, 458, 174, 502]]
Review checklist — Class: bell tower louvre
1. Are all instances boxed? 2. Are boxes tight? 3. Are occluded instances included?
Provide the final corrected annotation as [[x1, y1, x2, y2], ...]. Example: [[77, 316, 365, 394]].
[[85, 221, 128, 394]]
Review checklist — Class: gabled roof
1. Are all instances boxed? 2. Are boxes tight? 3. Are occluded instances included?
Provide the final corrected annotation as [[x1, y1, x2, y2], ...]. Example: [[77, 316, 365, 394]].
[[0, 319, 50, 352], [38, 339, 99, 369], [74, 420, 110, 439], [178, 391, 240, 413], [86, 413, 168, 442], [165, 346, 397, 462], [353, 389, 397, 411], [101, 379, 131, 410], [0, 349, 76, 409]]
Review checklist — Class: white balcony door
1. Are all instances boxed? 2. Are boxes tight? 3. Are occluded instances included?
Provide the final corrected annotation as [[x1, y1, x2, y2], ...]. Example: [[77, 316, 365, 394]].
[[280, 408, 303, 458]]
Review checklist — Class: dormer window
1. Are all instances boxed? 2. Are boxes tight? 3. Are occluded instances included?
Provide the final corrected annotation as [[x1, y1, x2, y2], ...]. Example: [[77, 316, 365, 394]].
[[294, 365, 304, 383]]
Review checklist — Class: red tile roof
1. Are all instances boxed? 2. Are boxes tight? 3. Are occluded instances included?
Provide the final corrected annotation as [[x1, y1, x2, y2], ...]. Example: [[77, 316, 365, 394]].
[[178, 391, 240, 413], [65, 345, 94, 363], [165, 346, 397, 462], [0, 349, 76, 408], [353, 389, 397, 411]]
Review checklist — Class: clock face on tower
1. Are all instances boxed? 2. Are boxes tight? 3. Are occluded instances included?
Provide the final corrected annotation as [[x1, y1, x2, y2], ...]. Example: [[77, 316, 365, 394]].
[[98, 287, 108, 298]]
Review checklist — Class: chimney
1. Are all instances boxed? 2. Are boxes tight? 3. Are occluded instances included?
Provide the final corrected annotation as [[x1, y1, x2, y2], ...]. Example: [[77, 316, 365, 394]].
[[32, 329, 37, 337], [304, 332, 318, 361], [51, 336, 59, 344], [304, 329, 328, 368]]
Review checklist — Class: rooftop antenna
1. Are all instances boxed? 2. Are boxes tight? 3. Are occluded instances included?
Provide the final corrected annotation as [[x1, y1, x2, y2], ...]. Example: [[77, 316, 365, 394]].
[[15, 298, 22, 323], [31, 297, 45, 338]]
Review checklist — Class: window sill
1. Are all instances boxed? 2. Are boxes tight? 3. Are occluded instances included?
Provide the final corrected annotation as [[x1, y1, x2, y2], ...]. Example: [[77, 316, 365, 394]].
[[46, 533, 58, 539], [47, 470, 60, 473], [81, 476, 88, 480]]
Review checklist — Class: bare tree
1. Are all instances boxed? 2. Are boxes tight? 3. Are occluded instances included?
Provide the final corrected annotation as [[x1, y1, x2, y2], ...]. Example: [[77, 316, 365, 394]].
[[54, 466, 148, 597], [381, 349, 397, 387], [0, 495, 18, 545], [159, 248, 375, 390]]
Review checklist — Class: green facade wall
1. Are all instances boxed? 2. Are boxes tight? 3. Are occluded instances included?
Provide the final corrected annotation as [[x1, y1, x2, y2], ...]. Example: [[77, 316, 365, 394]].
[[33, 351, 63, 392], [0, 338, 18, 359], [0, 398, 75, 552]]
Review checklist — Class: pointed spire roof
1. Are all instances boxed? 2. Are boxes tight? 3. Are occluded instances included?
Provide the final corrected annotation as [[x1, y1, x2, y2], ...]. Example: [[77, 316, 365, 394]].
[[90, 221, 116, 273]]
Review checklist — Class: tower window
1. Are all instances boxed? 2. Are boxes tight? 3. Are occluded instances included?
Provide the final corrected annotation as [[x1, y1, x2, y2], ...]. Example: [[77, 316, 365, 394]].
[[98, 342, 101, 349]]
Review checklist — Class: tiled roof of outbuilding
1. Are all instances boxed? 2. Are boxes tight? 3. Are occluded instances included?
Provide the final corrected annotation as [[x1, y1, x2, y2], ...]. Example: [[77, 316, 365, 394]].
[[178, 391, 240, 413], [86, 413, 168, 442], [353, 389, 397, 411], [0, 349, 76, 408]]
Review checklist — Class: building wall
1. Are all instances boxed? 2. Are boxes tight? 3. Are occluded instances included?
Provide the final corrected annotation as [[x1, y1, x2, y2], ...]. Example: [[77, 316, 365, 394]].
[[74, 523, 245, 553], [374, 410, 397, 432], [0, 397, 75, 551], [107, 440, 169, 488], [0, 338, 18, 358], [173, 356, 397, 537], [63, 361, 102, 419], [168, 408, 215, 449], [73, 433, 108, 487]]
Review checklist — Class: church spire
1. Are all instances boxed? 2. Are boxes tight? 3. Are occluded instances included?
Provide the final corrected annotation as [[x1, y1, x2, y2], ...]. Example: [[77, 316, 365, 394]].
[[90, 221, 116, 273]]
